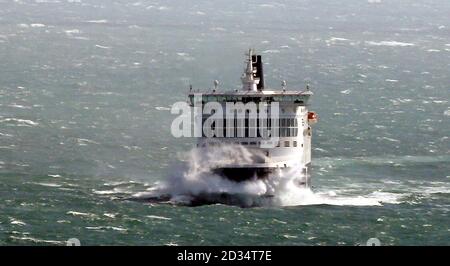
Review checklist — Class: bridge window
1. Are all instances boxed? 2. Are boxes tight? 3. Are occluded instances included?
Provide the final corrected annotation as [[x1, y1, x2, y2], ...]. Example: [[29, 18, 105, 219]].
[[278, 118, 299, 137]]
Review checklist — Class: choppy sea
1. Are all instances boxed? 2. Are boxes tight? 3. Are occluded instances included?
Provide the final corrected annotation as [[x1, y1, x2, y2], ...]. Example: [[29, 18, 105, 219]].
[[0, 0, 449, 245]]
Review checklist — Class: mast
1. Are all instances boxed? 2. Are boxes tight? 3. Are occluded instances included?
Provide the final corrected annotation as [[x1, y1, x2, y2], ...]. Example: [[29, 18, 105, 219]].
[[241, 49, 260, 91]]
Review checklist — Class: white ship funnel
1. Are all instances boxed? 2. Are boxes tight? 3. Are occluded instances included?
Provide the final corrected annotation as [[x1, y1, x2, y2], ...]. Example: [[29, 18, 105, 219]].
[[241, 49, 261, 91]]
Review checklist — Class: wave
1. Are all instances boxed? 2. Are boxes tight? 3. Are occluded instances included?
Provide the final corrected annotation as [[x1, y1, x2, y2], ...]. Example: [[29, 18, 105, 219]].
[[314, 155, 450, 168], [0, 118, 38, 127], [9, 236, 64, 245], [130, 146, 408, 207], [365, 41, 415, 47]]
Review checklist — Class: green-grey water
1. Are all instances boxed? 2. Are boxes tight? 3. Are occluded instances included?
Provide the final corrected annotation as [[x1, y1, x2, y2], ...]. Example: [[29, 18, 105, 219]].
[[0, 0, 449, 245]]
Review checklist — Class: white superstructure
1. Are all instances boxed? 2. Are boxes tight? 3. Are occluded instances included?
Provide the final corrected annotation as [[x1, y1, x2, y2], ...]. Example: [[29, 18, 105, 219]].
[[188, 49, 317, 190]]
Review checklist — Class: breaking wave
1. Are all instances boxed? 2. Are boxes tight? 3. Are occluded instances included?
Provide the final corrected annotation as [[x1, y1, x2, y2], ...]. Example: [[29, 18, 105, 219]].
[[132, 146, 402, 207]]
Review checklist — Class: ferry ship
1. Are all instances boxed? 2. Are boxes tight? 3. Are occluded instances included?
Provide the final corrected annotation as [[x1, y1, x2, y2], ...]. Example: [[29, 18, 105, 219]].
[[188, 49, 317, 192]]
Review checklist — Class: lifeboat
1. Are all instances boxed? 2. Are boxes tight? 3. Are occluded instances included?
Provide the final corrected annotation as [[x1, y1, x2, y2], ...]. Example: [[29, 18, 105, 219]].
[[308, 111, 318, 124]]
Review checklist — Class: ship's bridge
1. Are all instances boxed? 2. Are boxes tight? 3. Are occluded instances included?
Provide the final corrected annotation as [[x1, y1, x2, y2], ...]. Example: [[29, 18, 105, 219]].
[[188, 90, 313, 106]]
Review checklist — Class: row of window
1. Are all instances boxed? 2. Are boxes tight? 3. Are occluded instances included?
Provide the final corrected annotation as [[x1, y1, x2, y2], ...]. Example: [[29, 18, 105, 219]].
[[202, 118, 303, 138], [203, 118, 300, 126], [202, 128, 300, 138], [198, 140, 303, 148], [192, 95, 306, 103]]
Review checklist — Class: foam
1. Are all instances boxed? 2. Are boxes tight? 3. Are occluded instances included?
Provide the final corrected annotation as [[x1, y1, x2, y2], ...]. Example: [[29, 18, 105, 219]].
[[262, 49, 281, 54], [10, 218, 26, 226], [9, 236, 63, 245], [366, 41, 414, 47], [67, 211, 97, 218], [146, 215, 172, 220], [137, 146, 404, 207], [155, 106, 170, 111], [444, 110, 450, 116], [87, 20, 108, 24], [95, 44, 111, 49], [86, 226, 127, 232], [0, 118, 38, 126], [30, 23, 46, 28], [33, 182, 62, 188]]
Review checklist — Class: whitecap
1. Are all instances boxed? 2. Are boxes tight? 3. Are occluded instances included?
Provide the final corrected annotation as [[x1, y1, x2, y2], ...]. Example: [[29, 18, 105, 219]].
[[379, 137, 400, 142], [76, 138, 99, 145], [73, 36, 90, 41], [86, 226, 127, 232], [92, 189, 120, 195], [332, 37, 348, 41], [146, 215, 172, 221], [366, 41, 414, 47], [103, 180, 139, 186], [64, 29, 81, 36], [0, 118, 38, 127], [35, 0, 61, 3], [9, 236, 63, 245], [87, 20, 108, 24], [210, 27, 227, 32], [8, 104, 31, 109], [283, 234, 298, 239], [10, 219, 26, 226], [155, 106, 170, 111], [67, 211, 97, 218], [0, 132, 13, 137], [95, 44, 111, 49], [34, 182, 62, 188], [262, 49, 280, 54], [103, 213, 117, 218], [30, 23, 46, 28]]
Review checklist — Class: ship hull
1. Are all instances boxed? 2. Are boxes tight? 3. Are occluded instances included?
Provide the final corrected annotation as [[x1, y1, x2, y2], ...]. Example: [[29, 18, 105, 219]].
[[212, 167, 273, 181], [213, 163, 311, 188]]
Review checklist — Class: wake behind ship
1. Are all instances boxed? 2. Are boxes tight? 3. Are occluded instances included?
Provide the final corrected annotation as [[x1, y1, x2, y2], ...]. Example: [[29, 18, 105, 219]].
[[187, 49, 318, 196]]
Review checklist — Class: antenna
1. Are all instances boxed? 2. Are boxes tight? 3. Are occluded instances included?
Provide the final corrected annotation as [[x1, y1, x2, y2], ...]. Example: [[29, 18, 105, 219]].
[[213, 80, 219, 91]]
